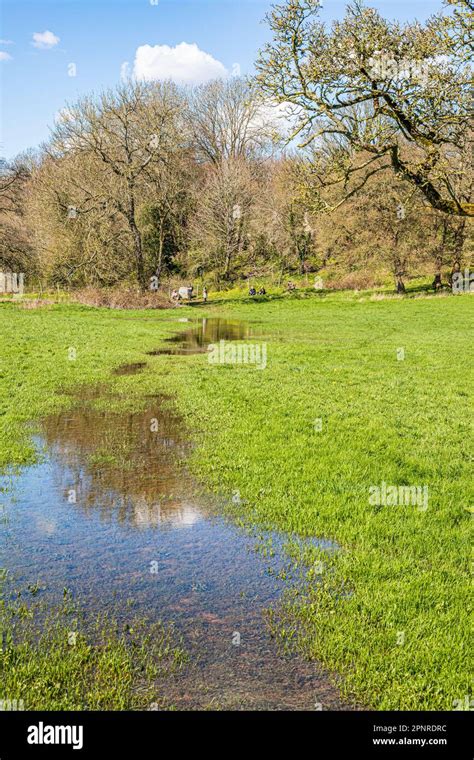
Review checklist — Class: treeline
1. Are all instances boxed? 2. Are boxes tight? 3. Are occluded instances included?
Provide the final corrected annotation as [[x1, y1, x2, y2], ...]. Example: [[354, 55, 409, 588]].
[[0, 0, 472, 294]]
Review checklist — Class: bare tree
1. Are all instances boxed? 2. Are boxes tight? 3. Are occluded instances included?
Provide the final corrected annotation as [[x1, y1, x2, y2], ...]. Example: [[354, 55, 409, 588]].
[[0, 155, 36, 275], [49, 81, 184, 289], [255, 159, 317, 275], [140, 153, 192, 283], [187, 77, 279, 166], [190, 159, 255, 280]]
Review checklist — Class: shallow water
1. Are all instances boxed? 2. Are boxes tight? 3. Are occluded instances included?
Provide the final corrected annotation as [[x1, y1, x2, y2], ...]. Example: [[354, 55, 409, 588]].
[[1, 320, 346, 710], [147, 317, 253, 356]]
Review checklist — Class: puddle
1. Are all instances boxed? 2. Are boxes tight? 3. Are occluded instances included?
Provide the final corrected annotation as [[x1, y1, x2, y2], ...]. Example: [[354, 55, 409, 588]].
[[147, 317, 253, 356], [1, 339, 347, 710]]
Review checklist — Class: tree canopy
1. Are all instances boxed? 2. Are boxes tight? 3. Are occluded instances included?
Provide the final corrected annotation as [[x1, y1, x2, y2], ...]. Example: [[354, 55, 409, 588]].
[[256, 0, 473, 216]]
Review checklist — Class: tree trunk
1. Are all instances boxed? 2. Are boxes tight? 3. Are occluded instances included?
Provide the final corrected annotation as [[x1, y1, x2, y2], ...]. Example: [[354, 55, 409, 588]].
[[155, 220, 165, 285], [432, 248, 444, 291], [223, 248, 232, 280], [396, 274, 406, 293], [299, 251, 305, 275], [392, 233, 405, 293], [127, 189, 146, 292], [433, 221, 447, 290], [449, 219, 466, 285]]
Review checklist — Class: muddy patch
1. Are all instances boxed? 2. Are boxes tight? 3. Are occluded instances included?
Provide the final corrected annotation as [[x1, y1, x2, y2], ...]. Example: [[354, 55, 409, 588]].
[[112, 362, 147, 376]]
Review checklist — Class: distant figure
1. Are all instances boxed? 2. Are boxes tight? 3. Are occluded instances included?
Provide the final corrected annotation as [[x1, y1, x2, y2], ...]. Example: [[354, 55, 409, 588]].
[[203, 287, 208, 303], [258, 287, 266, 295], [287, 281, 296, 291], [171, 289, 179, 302], [249, 287, 257, 296]]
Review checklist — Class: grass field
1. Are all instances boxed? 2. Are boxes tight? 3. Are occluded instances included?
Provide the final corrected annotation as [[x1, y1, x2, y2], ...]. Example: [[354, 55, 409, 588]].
[[0, 290, 472, 710]]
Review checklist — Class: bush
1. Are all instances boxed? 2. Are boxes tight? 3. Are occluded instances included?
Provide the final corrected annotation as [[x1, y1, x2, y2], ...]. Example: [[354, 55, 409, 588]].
[[71, 287, 173, 310], [326, 271, 383, 291]]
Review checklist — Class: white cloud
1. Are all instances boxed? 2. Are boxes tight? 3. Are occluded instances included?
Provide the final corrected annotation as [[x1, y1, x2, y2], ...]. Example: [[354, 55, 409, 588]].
[[247, 100, 302, 144], [32, 30, 60, 49], [133, 41, 227, 85], [0, 51, 12, 62], [120, 61, 130, 82]]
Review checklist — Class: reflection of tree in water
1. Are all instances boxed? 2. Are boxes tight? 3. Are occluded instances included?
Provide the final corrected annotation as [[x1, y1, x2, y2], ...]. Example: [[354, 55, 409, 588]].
[[154, 318, 252, 355], [41, 400, 203, 528]]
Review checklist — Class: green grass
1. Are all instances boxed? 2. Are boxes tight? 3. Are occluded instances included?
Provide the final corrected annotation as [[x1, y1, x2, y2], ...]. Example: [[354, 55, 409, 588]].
[[0, 590, 186, 710], [0, 290, 472, 710]]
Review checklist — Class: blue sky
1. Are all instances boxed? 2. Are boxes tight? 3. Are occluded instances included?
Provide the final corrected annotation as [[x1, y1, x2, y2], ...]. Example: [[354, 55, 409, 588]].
[[1, 0, 442, 159]]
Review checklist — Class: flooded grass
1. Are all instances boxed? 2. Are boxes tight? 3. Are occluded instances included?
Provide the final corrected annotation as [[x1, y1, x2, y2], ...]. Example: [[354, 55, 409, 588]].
[[2, 345, 343, 709], [0, 591, 186, 711], [146, 317, 254, 356], [1, 296, 471, 710]]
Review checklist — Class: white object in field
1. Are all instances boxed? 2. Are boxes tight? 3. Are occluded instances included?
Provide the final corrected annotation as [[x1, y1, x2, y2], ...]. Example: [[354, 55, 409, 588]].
[[178, 286, 193, 300]]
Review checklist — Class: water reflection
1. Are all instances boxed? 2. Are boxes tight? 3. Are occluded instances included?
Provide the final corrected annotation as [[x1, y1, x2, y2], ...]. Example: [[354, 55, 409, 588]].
[[1, 376, 345, 708], [40, 400, 200, 529], [148, 318, 252, 356]]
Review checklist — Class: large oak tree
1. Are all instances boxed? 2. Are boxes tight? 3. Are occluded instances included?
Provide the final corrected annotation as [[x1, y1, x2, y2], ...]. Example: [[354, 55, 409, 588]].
[[256, 0, 473, 216]]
